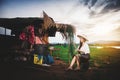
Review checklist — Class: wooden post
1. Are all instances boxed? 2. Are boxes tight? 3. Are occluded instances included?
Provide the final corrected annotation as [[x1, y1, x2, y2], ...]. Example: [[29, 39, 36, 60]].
[[43, 34, 49, 44]]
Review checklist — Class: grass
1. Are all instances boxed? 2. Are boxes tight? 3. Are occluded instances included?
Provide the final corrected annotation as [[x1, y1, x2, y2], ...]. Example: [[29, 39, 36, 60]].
[[90, 47, 120, 67], [51, 44, 120, 67]]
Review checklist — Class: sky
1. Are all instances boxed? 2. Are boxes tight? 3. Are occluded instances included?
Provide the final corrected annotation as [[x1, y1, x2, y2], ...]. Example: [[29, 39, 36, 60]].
[[0, 0, 120, 43]]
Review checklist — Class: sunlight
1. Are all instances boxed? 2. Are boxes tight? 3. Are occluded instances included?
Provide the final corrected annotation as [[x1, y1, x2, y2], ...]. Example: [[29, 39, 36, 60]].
[[92, 22, 118, 36], [92, 25, 110, 36], [96, 46, 103, 49]]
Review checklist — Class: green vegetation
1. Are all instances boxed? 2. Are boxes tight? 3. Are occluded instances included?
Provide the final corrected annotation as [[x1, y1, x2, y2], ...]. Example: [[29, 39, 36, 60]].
[[90, 47, 120, 67], [52, 44, 120, 67]]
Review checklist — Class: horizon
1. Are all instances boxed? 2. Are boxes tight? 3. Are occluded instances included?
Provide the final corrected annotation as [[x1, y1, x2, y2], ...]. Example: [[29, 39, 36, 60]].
[[0, 0, 120, 43]]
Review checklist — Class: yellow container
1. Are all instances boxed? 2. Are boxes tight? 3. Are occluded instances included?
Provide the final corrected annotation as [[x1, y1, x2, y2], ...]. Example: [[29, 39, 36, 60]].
[[34, 54, 39, 64], [34, 54, 43, 65]]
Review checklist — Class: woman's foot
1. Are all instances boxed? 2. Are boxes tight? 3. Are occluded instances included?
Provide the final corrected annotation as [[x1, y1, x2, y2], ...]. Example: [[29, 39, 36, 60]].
[[74, 67, 80, 71], [66, 67, 73, 71]]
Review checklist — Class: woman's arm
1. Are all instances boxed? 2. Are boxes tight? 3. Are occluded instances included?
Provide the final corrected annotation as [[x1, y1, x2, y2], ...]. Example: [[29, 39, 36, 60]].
[[77, 50, 85, 54]]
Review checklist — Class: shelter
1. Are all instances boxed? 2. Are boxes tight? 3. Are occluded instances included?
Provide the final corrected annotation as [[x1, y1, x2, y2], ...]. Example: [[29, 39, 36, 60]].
[[0, 11, 75, 43], [0, 11, 75, 62]]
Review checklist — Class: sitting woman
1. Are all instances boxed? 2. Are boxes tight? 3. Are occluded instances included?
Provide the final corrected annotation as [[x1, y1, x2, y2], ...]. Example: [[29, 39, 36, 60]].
[[67, 34, 90, 70], [34, 28, 54, 66]]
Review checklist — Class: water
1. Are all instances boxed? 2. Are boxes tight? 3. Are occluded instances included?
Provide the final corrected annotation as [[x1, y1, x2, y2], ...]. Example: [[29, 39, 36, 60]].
[[91, 46, 120, 49], [108, 46, 120, 49]]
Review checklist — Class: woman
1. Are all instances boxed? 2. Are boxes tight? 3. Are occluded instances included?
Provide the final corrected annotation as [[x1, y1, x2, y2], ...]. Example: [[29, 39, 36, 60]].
[[67, 34, 90, 70], [34, 28, 53, 66]]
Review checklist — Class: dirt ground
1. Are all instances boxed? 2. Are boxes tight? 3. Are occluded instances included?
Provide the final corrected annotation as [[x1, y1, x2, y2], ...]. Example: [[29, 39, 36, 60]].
[[0, 59, 120, 80]]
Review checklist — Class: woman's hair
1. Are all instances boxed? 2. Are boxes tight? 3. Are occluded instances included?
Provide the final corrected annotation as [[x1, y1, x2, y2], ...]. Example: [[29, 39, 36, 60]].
[[79, 40, 84, 49]]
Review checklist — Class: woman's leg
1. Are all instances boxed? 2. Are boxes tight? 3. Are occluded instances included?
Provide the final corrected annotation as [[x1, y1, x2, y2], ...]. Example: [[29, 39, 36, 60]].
[[75, 56, 80, 70], [76, 56, 80, 69], [68, 56, 77, 69]]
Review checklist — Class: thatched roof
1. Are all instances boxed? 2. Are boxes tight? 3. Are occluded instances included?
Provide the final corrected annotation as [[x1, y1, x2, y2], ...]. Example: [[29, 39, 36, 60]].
[[0, 17, 42, 29], [0, 12, 75, 38]]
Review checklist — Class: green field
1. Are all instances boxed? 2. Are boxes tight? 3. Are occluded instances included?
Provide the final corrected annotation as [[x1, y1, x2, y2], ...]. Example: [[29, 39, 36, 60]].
[[52, 44, 120, 67]]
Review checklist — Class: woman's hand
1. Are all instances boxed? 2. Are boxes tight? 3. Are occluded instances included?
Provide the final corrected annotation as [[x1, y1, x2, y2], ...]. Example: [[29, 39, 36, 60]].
[[77, 49, 81, 52], [77, 50, 85, 54]]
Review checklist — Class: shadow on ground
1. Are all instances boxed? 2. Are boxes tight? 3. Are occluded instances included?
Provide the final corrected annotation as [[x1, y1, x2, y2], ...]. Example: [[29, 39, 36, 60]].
[[0, 59, 120, 80]]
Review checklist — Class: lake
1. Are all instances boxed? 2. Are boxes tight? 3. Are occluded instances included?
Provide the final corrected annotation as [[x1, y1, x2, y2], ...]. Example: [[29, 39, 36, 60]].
[[91, 46, 120, 49]]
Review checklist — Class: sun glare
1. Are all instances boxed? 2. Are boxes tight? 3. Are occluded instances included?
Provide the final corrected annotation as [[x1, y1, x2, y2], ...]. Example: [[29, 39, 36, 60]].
[[93, 26, 109, 36], [92, 23, 117, 36]]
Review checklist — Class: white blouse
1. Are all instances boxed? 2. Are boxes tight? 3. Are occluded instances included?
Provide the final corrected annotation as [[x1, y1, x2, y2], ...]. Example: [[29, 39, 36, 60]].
[[77, 42, 90, 54]]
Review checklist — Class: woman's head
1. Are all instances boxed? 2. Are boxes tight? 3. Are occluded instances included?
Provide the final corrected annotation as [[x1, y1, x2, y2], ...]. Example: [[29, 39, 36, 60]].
[[77, 34, 88, 43], [80, 37, 86, 42]]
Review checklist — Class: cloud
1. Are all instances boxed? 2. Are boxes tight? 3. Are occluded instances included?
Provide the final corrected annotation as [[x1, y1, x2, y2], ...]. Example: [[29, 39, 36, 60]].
[[0, 0, 120, 42], [61, 0, 120, 42]]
